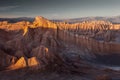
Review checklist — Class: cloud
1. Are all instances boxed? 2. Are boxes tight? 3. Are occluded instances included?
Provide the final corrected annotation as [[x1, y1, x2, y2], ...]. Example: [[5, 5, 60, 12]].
[[0, 5, 19, 11]]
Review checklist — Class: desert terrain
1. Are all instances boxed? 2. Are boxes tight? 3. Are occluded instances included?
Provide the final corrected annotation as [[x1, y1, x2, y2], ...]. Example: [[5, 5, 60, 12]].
[[0, 16, 120, 80]]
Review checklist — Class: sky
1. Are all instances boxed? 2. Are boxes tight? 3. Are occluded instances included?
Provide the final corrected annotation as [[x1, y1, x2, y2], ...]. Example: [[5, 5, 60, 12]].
[[0, 0, 120, 19]]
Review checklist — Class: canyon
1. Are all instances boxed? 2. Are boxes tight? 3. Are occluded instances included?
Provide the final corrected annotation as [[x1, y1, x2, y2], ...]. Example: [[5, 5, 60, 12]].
[[0, 16, 120, 80]]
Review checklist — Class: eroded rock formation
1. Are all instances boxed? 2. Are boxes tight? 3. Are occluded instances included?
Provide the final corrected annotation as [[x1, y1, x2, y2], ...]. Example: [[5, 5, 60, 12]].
[[0, 16, 120, 80], [0, 16, 64, 72]]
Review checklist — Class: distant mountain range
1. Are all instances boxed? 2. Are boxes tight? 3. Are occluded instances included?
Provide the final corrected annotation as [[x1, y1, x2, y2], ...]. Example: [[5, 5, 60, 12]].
[[1, 16, 120, 24], [53, 16, 120, 24], [0, 17, 34, 23]]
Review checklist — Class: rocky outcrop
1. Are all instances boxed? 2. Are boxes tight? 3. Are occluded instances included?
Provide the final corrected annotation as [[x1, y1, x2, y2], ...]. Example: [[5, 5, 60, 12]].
[[57, 21, 112, 31], [33, 16, 57, 29], [28, 57, 39, 67], [0, 21, 29, 31], [8, 57, 27, 70], [8, 57, 40, 70], [57, 21, 118, 42]]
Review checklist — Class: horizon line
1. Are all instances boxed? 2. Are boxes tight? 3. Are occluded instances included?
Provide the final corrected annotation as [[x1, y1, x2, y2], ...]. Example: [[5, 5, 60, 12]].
[[0, 15, 120, 20]]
